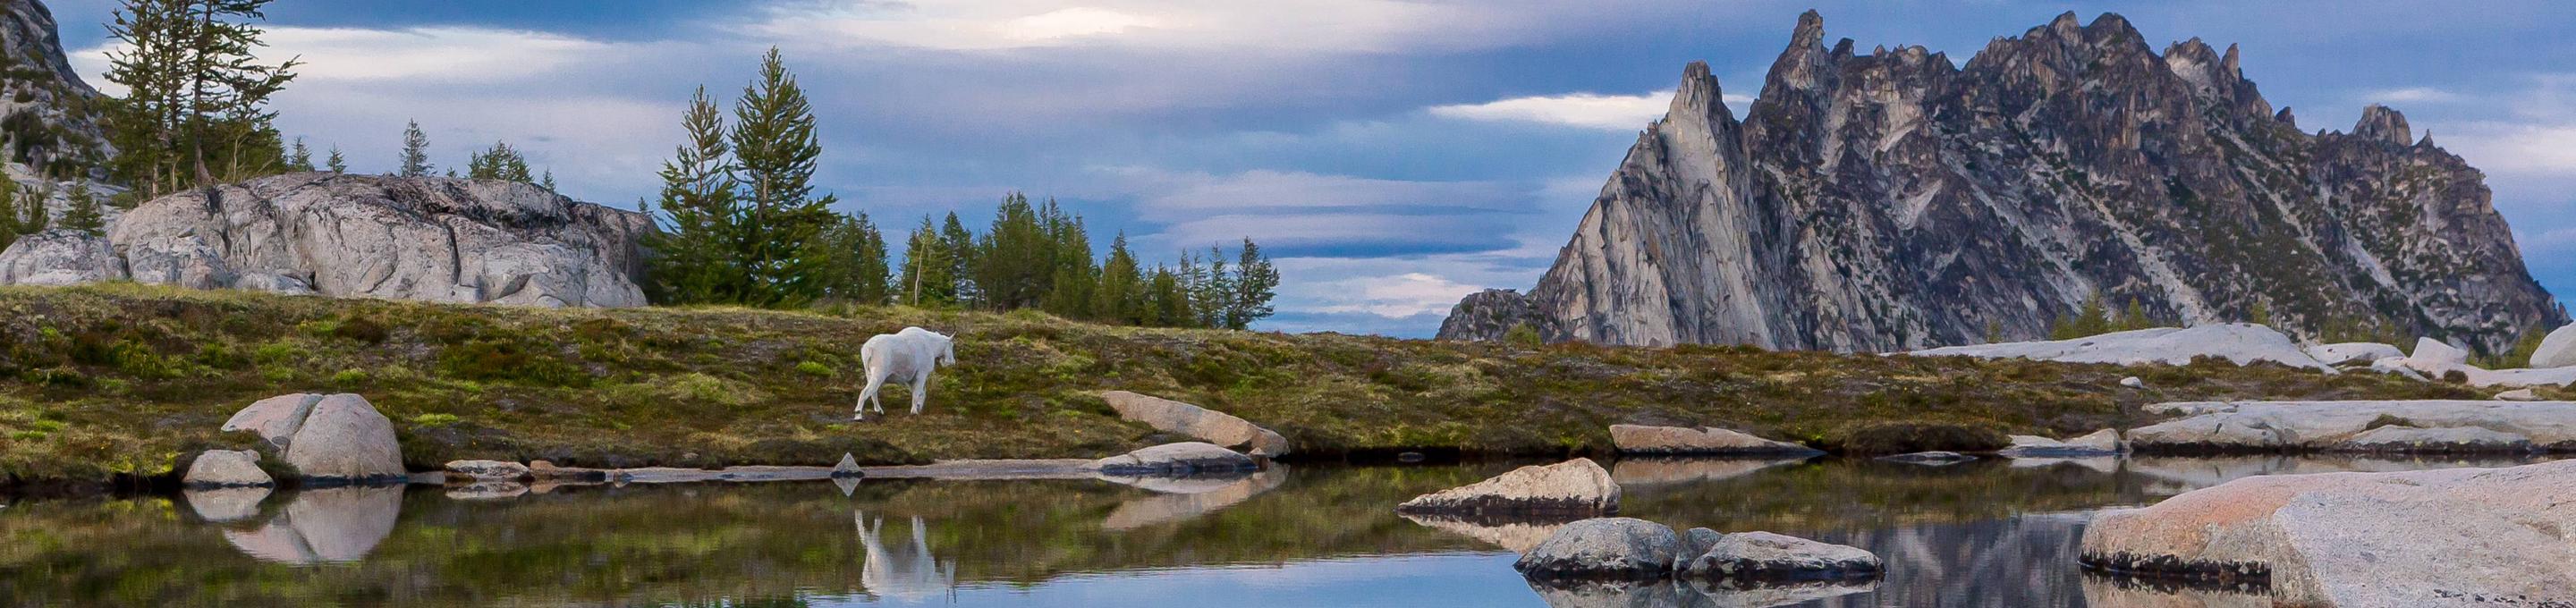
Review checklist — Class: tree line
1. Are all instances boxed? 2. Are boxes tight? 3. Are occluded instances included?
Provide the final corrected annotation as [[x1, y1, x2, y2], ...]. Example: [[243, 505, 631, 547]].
[[643, 49, 1277, 327]]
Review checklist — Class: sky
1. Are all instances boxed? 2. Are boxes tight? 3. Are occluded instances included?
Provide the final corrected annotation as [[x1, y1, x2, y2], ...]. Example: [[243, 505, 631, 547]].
[[39, 1, 2576, 336]]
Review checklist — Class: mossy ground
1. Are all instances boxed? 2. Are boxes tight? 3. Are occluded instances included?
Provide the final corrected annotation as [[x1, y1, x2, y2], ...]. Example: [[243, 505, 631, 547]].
[[0, 283, 2481, 490]]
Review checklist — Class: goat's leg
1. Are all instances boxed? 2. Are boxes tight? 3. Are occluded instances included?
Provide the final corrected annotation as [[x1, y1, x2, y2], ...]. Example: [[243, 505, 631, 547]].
[[910, 371, 930, 415], [854, 371, 887, 420]]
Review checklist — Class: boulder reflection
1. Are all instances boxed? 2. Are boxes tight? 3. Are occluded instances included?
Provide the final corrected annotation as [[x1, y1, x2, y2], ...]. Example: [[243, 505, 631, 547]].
[[218, 486, 402, 564], [1099, 466, 1289, 530], [1525, 578, 1876, 608]]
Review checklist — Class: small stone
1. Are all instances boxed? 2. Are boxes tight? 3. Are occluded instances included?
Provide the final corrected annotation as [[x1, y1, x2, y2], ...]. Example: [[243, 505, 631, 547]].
[[2119, 376, 2145, 389], [1396, 458, 1620, 519], [1679, 531, 1882, 581], [2496, 388, 2542, 401], [183, 450, 274, 488], [834, 452, 864, 477], [1092, 442, 1257, 477]]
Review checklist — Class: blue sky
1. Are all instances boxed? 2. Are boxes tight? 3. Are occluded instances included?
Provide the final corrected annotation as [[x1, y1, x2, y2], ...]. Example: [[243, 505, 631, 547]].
[[41, 1, 2576, 336]]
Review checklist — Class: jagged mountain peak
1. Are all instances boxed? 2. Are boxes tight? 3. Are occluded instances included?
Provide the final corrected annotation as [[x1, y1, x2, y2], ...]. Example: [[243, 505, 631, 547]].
[[2352, 104, 2414, 147], [1443, 10, 2559, 355]]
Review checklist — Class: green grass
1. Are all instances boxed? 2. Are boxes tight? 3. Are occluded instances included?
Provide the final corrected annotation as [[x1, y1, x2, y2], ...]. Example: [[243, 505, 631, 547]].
[[0, 283, 2481, 488]]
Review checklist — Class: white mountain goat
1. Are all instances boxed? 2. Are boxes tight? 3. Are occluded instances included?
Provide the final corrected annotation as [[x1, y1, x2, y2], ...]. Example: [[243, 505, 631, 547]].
[[853, 327, 957, 420]]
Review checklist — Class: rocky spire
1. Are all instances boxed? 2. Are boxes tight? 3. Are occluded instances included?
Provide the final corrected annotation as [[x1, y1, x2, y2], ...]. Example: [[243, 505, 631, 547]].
[[1763, 10, 1834, 97], [2353, 105, 2412, 146], [1671, 61, 1733, 122]]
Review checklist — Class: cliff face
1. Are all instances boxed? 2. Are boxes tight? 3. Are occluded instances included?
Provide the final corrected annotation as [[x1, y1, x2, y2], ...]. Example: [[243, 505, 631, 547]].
[[1444, 12, 2563, 353], [0, 0, 106, 175]]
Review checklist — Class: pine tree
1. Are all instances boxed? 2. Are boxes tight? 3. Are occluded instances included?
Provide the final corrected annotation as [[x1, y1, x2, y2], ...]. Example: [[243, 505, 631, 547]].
[[324, 146, 345, 173], [899, 215, 956, 307], [973, 192, 1052, 310], [1091, 232, 1142, 324], [58, 187, 104, 234], [939, 211, 979, 307], [819, 211, 891, 305], [466, 140, 533, 182], [539, 169, 555, 192], [284, 137, 313, 171], [397, 120, 432, 177], [103, 0, 301, 196], [1193, 246, 1234, 328], [1224, 238, 1279, 329], [727, 46, 839, 306], [0, 184, 47, 250], [1142, 266, 1191, 326], [644, 86, 738, 304]]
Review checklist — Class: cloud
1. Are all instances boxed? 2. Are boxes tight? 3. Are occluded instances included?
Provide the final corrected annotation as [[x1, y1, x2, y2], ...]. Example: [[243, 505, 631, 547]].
[[2364, 87, 2461, 105], [1427, 90, 1751, 130], [70, 25, 643, 96], [1112, 167, 1523, 214], [738, 0, 1557, 54], [1307, 272, 1486, 318]]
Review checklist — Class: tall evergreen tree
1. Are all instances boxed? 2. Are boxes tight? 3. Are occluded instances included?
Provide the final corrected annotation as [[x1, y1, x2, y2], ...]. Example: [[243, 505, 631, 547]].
[[819, 211, 891, 304], [939, 212, 979, 306], [397, 120, 432, 177], [1142, 266, 1191, 327], [1192, 246, 1234, 328], [643, 86, 738, 304], [1040, 211, 1097, 319], [539, 169, 555, 192], [1091, 232, 1142, 324], [103, 0, 301, 196], [324, 146, 345, 173], [727, 46, 839, 306], [974, 192, 1053, 310], [899, 215, 957, 307], [1225, 238, 1279, 330]]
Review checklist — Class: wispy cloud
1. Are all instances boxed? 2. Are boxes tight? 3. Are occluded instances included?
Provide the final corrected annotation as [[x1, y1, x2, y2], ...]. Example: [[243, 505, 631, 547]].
[[1427, 89, 1750, 131], [2363, 86, 2462, 105]]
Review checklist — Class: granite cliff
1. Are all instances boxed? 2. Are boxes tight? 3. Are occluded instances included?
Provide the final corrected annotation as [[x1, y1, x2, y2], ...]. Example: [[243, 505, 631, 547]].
[[1442, 12, 2562, 354]]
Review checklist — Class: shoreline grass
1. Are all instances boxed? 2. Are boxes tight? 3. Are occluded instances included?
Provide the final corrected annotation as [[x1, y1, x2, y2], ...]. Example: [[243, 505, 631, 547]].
[[0, 283, 2482, 493]]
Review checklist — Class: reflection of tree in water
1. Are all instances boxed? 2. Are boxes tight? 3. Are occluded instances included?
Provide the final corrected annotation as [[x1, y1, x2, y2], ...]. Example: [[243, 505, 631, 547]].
[[856, 510, 956, 603]]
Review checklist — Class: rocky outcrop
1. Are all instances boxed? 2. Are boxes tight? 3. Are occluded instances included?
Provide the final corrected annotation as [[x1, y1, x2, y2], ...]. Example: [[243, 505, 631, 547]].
[[1513, 518, 1682, 580], [1436, 289, 1546, 342], [2126, 400, 2576, 452], [0, 229, 115, 285], [220, 393, 407, 483], [2303, 342, 2402, 367], [1907, 325, 2330, 371], [0, 0, 107, 173], [182, 449, 273, 488], [1091, 442, 1258, 476], [2080, 460, 2576, 605], [1397, 458, 1619, 520], [0, 173, 653, 307], [2533, 325, 2576, 368], [1450, 11, 2561, 354], [1607, 425, 1821, 456], [1100, 391, 1290, 457]]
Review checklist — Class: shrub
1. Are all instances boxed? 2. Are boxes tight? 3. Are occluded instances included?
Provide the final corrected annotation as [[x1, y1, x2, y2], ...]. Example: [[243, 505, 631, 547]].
[[1826, 421, 2010, 454], [436, 338, 590, 387], [1503, 324, 1543, 348], [412, 413, 462, 426], [796, 360, 835, 376]]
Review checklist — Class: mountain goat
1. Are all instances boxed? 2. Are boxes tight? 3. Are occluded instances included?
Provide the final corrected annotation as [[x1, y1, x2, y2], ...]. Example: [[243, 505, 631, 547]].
[[853, 326, 957, 421]]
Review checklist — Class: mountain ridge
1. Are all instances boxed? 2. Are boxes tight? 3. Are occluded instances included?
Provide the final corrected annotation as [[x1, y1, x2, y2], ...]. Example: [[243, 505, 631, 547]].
[[1441, 10, 2563, 354]]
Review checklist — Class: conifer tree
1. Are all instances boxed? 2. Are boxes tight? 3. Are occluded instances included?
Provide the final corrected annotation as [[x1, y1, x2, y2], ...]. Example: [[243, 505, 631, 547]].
[[466, 140, 532, 182], [0, 184, 46, 250], [644, 86, 737, 304], [973, 192, 1052, 310], [939, 212, 979, 306], [899, 215, 957, 307], [57, 187, 104, 234], [1224, 238, 1279, 329], [397, 120, 433, 177], [1193, 246, 1233, 328], [324, 146, 345, 173], [1091, 232, 1142, 323], [539, 169, 555, 192], [727, 46, 838, 306], [284, 137, 313, 171], [104, 0, 300, 195], [819, 211, 891, 304]]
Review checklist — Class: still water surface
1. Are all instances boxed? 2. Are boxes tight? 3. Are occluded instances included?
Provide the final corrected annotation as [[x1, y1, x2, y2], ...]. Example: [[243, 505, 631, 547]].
[[1, 454, 2548, 606]]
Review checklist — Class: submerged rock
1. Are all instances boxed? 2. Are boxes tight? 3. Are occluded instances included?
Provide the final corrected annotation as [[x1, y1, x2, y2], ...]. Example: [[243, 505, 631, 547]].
[[183, 450, 273, 488], [1100, 391, 1291, 457], [1091, 442, 1258, 476], [1513, 518, 1682, 580], [2000, 429, 2124, 458], [1876, 452, 1976, 466], [1678, 531, 1881, 582], [1396, 458, 1620, 519], [1608, 425, 1821, 456], [2080, 460, 2576, 605]]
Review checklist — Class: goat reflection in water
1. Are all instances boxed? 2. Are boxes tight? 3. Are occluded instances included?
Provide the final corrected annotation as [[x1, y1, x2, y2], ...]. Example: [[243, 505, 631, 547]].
[[856, 510, 959, 602]]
